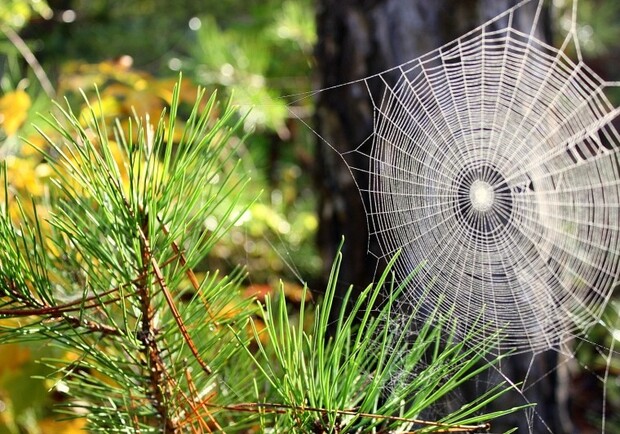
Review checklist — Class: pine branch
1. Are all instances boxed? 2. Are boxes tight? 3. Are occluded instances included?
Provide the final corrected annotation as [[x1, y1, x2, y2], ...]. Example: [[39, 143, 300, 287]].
[[135, 211, 180, 432], [136, 210, 213, 376], [245, 246, 529, 432], [0, 81, 259, 432]]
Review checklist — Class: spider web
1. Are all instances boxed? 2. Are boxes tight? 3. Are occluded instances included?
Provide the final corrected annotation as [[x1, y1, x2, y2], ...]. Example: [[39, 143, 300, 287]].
[[298, 0, 620, 351], [282, 0, 620, 432], [340, 0, 620, 355]]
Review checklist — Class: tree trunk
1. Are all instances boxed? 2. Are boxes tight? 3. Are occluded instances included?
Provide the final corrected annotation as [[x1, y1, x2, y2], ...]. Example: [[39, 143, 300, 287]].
[[314, 1, 571, 433]]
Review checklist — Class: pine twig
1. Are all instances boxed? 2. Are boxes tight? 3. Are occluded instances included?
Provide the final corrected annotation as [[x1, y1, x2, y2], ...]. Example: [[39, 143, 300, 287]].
[[138, 222, 213, 376], [156, 215, 219, 323], [137, 216, 180, 433], [0, 279, 124, 335]]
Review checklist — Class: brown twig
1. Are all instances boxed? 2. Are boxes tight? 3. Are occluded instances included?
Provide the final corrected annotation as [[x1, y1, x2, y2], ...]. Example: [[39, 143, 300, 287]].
[[1, 274, 134, 315], [158, 217, 201, 291], [49, 313, 120, 335], [136, 221, 213, 376], [0, 278, 130, 335], [181, 366, 220, 432], [0, 294, 122, 316], [0, 253, 181, 335], [156, 215, 219, 323], [137, 216, 180, 433]]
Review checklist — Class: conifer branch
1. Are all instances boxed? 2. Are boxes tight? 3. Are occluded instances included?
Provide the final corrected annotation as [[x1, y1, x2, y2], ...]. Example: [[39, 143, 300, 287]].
[[1, 276, 121, 335], [136, 213, 180, 433]]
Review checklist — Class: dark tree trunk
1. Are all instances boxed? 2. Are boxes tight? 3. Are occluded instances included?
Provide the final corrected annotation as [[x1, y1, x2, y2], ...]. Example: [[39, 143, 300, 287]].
[[314, 1, 571, 433]]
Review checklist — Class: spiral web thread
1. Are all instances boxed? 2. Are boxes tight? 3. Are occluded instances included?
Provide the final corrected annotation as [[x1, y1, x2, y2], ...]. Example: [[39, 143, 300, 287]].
[[296, 0, 620, 358]]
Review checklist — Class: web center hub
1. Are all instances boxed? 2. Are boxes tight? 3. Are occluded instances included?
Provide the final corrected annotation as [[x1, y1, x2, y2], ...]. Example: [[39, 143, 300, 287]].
[[469, 180, 495, 212]]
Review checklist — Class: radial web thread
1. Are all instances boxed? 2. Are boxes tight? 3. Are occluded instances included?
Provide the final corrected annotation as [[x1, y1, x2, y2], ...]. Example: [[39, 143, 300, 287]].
[[306, 0, 620, 354]]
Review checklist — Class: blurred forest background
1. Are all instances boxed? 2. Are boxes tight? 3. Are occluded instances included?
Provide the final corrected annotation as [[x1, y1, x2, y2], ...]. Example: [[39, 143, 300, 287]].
[[0, 0, 620, 432]]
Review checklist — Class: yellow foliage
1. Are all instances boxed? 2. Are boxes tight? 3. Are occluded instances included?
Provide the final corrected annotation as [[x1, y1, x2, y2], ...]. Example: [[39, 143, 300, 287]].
[[5, 155, 42, 193], [38, 417, 87, 434], [0, 343, 30, 375], [78, 95, 122, 124], [0, 90, 31, 135], [21, 133, 47, 157], [61, 59, 202, 126], [123, 89, 164, 122]]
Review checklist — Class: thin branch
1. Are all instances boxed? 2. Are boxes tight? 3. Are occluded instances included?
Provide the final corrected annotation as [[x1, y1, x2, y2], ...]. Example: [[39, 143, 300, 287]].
[[178, 367, 219, 432], [137, 216, 180, 433], [158, 216, 201, 291], [0, 279, 129, 335], [0, 25, 56, 98], [0, 251, 181, 316], [0, 293, 122, 316], [0, 253, 180, 333], [157, 215, 219, 323], [49, 315, 120, 335], [138, 223, 213, 375]]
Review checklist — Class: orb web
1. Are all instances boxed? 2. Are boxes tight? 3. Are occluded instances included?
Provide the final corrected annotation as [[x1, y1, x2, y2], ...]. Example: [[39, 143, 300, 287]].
[[304, 0, 620, 355]]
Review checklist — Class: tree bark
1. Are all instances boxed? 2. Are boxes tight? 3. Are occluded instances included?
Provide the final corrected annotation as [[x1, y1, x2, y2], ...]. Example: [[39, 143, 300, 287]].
[[314, 1, 571, 433]]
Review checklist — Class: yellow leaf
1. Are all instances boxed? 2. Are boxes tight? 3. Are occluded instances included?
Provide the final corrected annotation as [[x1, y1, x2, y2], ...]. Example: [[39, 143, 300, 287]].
[[0, 90, 31, 135], [123, 89, 164, 121], [38, 417, 87, 434], [0, 343, 30, 375], [79, 95, 121, 125], [5, 155, 42, 196], [153, 78, 201, 105]]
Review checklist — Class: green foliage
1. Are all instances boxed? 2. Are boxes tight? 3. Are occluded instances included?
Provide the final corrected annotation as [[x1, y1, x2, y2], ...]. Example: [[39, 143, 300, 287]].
[[19, 0, 207, 67], [0, 0, 321, 287], [189, 16, 288, 134], [177, 0, 320, 283], [0, 0, 51, 29], [249, 249, 525, 433], [0, 83, 258, 432], [184, 0, 315, 134]]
